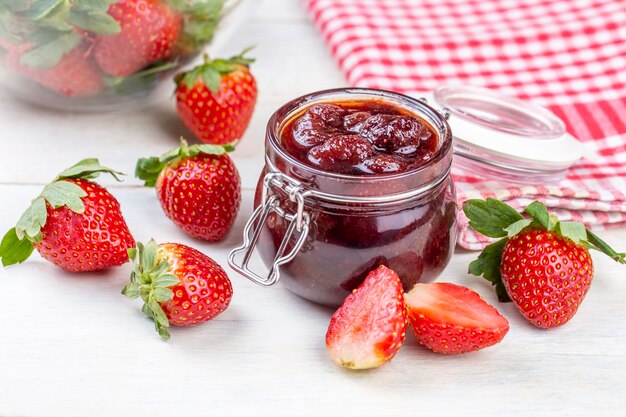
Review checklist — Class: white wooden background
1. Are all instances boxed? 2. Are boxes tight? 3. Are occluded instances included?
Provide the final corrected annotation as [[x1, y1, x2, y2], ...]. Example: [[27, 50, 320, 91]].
[[1, 1, 625, 416]]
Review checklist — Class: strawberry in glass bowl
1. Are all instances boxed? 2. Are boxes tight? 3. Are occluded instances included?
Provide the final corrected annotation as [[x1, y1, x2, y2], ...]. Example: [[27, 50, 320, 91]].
[[0, 0, 251, 111]]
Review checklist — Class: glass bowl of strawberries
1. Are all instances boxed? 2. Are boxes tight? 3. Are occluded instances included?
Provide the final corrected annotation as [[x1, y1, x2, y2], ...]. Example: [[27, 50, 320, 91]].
[[0, 0, 251, 112]]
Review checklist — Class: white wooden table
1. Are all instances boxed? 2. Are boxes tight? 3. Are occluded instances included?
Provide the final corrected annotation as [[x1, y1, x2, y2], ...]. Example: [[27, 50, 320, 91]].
[[1, 1, 625, 416]]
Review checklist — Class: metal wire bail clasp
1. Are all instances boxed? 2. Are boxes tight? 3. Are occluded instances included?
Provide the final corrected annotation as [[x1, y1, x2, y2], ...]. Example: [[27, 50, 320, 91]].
[[228, 172, 310, 287]]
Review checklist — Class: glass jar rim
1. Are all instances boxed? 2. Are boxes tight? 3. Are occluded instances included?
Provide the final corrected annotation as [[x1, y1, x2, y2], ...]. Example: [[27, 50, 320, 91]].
[[266, 87, 453, 185]]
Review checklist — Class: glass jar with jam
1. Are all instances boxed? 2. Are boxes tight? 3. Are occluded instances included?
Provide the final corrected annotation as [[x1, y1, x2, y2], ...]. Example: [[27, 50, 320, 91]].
[[229, 88, 457, 307]]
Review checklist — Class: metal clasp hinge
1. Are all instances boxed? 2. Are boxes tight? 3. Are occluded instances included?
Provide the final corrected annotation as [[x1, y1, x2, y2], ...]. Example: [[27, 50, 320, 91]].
[[227, 172, 310, 287]]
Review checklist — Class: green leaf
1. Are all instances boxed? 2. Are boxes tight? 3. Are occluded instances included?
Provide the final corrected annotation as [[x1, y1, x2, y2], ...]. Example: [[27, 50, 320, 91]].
[[38, 11, 74, 32], [139, 285, 151, 302], [141, 240, 159, 272], [0, 9, 22, 43], [200, 65, 221, 92], [210, 59, 235, 73], [55, 158, 124, 182], [72, 0, 118, 12], [176, 0, 225, 16], [141, 303, 154, 318], [30, 232, 43, 243], [127, 247, 137, 262], [181, 67, 202, 88], [556, 221, 587, 244], [148, 297, 170, 328], [171, 0, 224, 51], [135, 140, 233, 186], [504, 218, 533, 237], [468, 238, 511, 302], [123, 239, 183, 339], [154, 274, 179, 288], [524, 201, 551, 230], [41, 180, 87, 213], [586, 230, 626, 264], [154, 320, 171, 340], [135, 241, 144, 261], [0, 228, 35, 267], [548, 214, 559, 230], [150, 257, 170, 277], [227, 46, 256, 67], [194, 143, 232, 155], [121, 282, 141, 299], [20, 0, 64, 20], [67, 9, 120, 35], [177, 46, 255, 90], [15, 197, 47, 241], [152, 287, 174, 303], [19, 30, 80, 68], [463, 198, 524, 238], [135, 156, 166, 187]]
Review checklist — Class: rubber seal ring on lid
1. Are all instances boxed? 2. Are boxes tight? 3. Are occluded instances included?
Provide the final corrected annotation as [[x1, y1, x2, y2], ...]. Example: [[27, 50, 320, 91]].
[[434, 85, 565, 139]]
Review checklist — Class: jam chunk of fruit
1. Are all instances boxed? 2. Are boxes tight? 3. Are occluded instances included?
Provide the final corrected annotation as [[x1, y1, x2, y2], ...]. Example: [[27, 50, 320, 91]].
[[290, 103, 346, 151], [308, 135, 374, 172], [359, 114, 431, 155], [282, 100, 438, 175]]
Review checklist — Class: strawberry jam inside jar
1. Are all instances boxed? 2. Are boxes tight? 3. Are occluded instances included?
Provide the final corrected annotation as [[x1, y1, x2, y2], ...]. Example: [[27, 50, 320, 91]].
[[229, 88, 457, 307]]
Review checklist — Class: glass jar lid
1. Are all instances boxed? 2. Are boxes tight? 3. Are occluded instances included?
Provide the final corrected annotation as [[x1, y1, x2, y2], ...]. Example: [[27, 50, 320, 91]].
[[430, 85, 585, 183]]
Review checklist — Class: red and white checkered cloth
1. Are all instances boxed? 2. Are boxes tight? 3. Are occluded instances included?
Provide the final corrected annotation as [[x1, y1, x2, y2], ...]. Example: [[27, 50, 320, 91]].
[[304, 0, 626, 249]]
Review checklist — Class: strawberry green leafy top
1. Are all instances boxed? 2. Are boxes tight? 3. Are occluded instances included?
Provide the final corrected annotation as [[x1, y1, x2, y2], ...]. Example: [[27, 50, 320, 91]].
[[135, 137, 233, 187], [0, 158, 123, 267], [175, 47, 255, 92], [463, 199, 626, 301], [122, 240, 180, 340], [167, 0, 225, 55]]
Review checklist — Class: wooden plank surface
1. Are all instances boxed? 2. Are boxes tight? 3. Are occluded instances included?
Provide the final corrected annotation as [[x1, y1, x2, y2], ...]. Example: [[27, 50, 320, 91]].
[[1, 1, 625, 416]]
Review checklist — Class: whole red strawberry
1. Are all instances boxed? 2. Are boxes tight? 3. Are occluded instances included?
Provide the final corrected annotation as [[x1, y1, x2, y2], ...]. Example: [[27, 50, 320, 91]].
[[175, 49, 257, 145], [405, 282, 509, 354], [122, 240, 233, 339], [136, 139, 241, 241], [6, 43, 103, 97], [0, 159, 135, 271], [94, 0, 182, 77], [326, 265, 407, 369], [464, 199, 625, 328]]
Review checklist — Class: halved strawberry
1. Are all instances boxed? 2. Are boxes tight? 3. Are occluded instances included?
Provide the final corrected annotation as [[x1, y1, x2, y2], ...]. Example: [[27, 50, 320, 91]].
[[325, 265, 407, 369], [405, 283, 509, 354]]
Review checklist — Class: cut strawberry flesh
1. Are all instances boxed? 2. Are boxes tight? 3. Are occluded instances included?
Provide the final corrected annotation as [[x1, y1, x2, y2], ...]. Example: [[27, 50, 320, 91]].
[[326, 265, 407, 369], [406, 283, 508, 329], [405, 282, 509, 354]]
